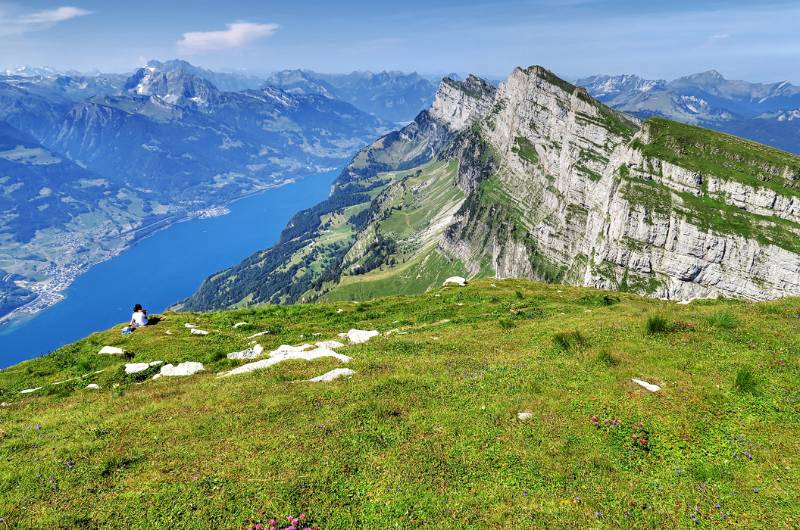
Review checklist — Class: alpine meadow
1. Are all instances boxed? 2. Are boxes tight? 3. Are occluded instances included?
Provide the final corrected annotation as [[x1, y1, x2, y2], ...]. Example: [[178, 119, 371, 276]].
[[1, 1, 799, 529]]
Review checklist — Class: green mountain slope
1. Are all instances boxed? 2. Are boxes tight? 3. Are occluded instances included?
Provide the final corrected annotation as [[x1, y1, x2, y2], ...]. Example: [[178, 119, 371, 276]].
[[181, 66, 800, 312], [1, 280, 798, 527]]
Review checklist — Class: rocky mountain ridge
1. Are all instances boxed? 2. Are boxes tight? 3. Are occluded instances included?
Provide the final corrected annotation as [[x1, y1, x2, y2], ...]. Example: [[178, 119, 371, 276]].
[[182, 65, 800, 310], [577, 71, 800, 154]]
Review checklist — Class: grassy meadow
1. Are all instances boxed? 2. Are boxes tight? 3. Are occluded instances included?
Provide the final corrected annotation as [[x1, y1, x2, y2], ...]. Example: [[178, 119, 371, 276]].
[[0, 279, 798, 528]]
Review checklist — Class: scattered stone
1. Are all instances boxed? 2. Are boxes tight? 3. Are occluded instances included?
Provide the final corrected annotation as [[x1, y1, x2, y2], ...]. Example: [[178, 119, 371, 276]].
[[632, 378, 661, 392], [343, 329, 379, 344], [98, 346, 126, 355], [274, 343, 315, 354], [227, 344, 264, 360], [124, 361, 163, 374], [220, 346, 351, 377], [85, 384, 100, 390], [306, 368, 355, 382], [443, 276, 467, 287], [190, 328, 209, 335], [247, 330, 270, 339], [517, 411, 533, 421], [184, 323, 196, 328], [336, 308, 344, 314], [165, 330, 173, 335], [52, 377, 78, 385], [233, 322, 249, 328], [159, 362, 204, 377], [315, 340, 344, 349], [677, 299, 692, 305], [19, 387, 42, 394]]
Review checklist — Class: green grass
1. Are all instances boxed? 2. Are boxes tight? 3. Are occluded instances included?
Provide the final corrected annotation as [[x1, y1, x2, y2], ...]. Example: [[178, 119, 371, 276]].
[[734, 366, 758, 394], [552, 330, 587, 351], [324, 249, 468, 301], [638, 117, 800, 198], [645, 314, 673, 334], [1, 279, 799, 528], [512, 136, 539, 164]]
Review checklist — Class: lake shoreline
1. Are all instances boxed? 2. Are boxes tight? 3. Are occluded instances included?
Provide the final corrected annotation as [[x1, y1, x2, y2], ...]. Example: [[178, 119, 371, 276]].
[[0, 169, 339, 368], [0, 175, 310, 330]]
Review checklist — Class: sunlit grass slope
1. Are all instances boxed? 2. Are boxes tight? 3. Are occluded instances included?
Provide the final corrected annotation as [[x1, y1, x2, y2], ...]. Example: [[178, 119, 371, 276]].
[[1, 279, 798, 528]]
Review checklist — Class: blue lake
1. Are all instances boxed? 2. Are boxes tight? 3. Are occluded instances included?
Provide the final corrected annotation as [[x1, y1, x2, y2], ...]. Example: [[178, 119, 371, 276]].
[[0, 171, 337, 368]]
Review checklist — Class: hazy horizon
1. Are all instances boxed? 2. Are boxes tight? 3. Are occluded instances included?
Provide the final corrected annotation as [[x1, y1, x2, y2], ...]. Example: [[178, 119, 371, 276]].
[[1, 0, 799, 84]]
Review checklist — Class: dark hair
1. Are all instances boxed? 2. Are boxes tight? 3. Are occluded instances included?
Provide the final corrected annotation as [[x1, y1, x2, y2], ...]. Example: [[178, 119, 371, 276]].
[[133, 304, 143, 312]]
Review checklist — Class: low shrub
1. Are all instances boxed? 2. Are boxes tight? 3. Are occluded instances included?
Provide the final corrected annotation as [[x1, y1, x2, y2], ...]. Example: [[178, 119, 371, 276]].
[[734, 367, 757, 394], [646, 314, 672, 334], [707, 310, 737, 329], [553, 330, 587, 351], [596, 350, 619, 366], [498, 317, 516, 329]]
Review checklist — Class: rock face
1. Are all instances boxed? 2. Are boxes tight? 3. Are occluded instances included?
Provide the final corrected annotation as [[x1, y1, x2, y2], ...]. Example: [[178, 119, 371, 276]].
[[306, 368, 355, 382], [183, 65, 800, 306], [227, 344, 264, 360], [221, 345, 351, 377], [98, 346, 126, 356], [341, 329, 380, 344], [158, 362, 204, 377], [443, 276, 467, 287]]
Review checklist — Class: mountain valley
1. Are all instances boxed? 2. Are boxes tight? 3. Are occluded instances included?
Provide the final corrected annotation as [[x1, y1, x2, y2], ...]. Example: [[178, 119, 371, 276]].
[[183, 66, 800, 312]]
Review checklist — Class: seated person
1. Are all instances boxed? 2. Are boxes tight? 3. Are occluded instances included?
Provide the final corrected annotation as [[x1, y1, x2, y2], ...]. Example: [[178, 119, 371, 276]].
[[130, 304, 149, 327]]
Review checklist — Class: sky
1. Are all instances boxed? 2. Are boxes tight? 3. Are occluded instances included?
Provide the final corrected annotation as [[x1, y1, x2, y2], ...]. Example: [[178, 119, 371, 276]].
[[1, 0, 799, 83]]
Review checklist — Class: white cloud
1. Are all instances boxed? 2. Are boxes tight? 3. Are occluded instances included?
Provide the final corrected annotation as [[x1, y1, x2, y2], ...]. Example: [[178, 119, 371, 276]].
[[177, 21, 278, 55], [706, 32, 731, 46], [0, 5, 91, 36]]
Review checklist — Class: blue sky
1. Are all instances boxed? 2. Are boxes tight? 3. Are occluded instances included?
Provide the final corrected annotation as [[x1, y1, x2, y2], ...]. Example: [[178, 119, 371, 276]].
[[1, 0, 798, 82]]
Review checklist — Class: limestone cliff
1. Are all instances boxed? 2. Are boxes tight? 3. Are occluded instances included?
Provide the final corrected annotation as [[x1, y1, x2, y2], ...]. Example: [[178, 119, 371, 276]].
[[181, 66, 800, 310]]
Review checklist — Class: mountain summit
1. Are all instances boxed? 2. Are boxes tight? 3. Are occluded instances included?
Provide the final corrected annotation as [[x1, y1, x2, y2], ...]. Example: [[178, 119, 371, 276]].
[[124, 60, 221, 107], [181, 65, 800, 311]]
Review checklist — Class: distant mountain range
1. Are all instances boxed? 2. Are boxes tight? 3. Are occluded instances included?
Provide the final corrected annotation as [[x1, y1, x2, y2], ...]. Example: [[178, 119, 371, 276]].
[[577, 70, 800, 154], [0, 59, 400, 322], [4, 60, 800, 323], [264, 69, 438, 123]]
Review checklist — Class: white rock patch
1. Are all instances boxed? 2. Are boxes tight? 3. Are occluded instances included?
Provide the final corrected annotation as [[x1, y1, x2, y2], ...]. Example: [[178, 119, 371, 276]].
[[443, 276, 467, 287], [98, 346, 126, 355], [85, 384, 100, 390], [159, 362, 204, 377], [517, 411, 533, 421], [340, 329, 379, 344], [631, 378, 661, 392], [315, 340, 344, 349], [306, 368, 355, 382], [247, 330, 270, 339], [227, 344, 264, 360], [233, 322, 249, 328], [19, 387, 42, 394], [184, 323, 196, 328], [220, 346, 351, 377], [190, 328, 209, 335], [124, 361, 163, 374]]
